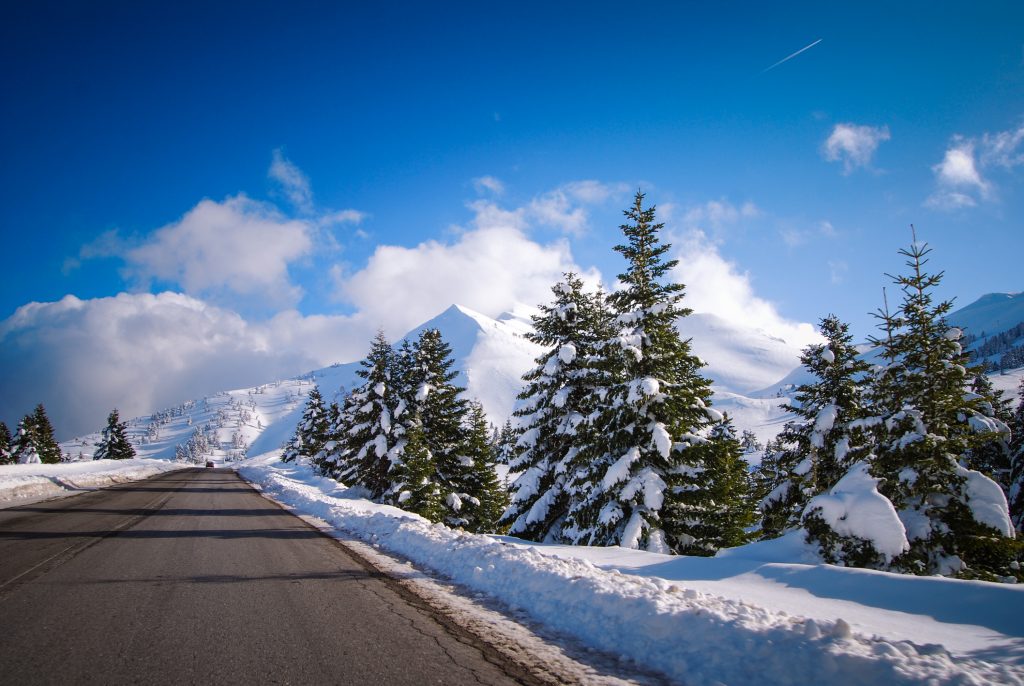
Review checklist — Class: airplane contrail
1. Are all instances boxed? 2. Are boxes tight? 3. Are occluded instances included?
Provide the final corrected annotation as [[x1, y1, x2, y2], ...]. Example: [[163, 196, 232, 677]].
[[762, 38, 823, 73]]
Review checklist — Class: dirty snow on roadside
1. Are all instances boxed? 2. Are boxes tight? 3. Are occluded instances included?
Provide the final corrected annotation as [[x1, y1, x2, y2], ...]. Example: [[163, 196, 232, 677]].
[[238, 453, 1024, 686]]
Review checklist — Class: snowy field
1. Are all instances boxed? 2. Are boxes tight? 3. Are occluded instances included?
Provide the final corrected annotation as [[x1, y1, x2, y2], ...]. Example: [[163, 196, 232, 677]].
[[0, 459, 187, 507], [238, 452, 1024, 686]]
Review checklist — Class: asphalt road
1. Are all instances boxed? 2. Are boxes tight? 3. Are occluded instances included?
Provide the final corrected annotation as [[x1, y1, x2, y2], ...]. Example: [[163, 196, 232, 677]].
[[0, 468, 532, 685]]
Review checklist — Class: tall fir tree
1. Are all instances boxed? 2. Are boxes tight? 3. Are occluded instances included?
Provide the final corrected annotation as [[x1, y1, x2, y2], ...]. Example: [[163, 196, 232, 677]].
[[458, 402, 510, 533], [961, 373, 1014, 489], [562, 191, 715, 553], [761, 315, 873, 539], [12, 418, 42, 464], [503, 273, 614, 541], [492, 419, 518, 467], [23, 405, 61, 464], [94, 409, 136, 461], [682, 414, 758, 553], [408, 328, 473, 525], [1007, 380, 1024, 531], [390, 418, 444, 522], [0, 421, 12, 465], [321, 390, 363, 482], [310, 400, 342, 477], [282, 386, 330, 464], [866, 234, 1016, 578], [339, 333, 402, 499]]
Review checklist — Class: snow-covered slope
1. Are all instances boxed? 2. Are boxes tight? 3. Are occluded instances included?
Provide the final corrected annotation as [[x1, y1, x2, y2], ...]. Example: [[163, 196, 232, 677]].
[[59, 304, 542, 462], [680, 312, 806, 395], [949, 292, 1024, 337]]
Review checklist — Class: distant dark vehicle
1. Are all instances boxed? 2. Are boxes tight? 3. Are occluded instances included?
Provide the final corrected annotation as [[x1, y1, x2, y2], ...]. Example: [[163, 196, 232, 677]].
[[205, 460, 214, 468]]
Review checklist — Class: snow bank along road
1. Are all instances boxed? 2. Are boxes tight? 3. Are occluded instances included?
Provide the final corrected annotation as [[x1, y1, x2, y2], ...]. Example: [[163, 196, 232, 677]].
[[0, 469, 570, 685]]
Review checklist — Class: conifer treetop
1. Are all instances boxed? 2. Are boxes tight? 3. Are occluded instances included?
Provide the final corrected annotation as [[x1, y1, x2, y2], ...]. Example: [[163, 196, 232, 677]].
[[610, 191, 689, 316]]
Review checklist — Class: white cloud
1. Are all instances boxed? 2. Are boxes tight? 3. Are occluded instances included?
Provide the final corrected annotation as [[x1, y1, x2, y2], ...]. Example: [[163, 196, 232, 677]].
[[926, 122, 1024, 211], [926, 138, 992, 210], [0, 293, 324, 439], [318, 209, 366, 227], [340, 204, 597, 336], [269, 149, 314, 214], [682, 200, 760, 231], [668, 229, 821, 348], [526, 180, 629, 236], [822, 123, 890, 173], [981, 123, 1024, 168], [123, 195, 314, 310], [472, 176, 506, 195], [933, 140, 987, 189]]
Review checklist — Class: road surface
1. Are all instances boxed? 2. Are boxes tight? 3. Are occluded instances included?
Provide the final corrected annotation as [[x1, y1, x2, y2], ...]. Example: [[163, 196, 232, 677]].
[[0, 468, 534, 685]]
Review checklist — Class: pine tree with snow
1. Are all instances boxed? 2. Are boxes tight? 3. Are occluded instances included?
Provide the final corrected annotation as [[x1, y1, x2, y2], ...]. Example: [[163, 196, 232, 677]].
[[1007, 380, 1024, 531], [407, 328, 473, 525], [680, 414, 757, 553], [321, 391, 362, 482], [762, 315, 873, 539], [562, 191, 715, 553], [492, 419, 518, 466], [458, 402, 510, 533], [502, 273, 615, 541], [310, 400, 341, 477], [390, 418, 444, 522], [961, 373, 1014, 490], [93, 409, 136, 460], [282, 386, 330, 464], [24, 405, 61, 464], [866, 234, 1017, 578], [12, 419, 42, 464], [339, 332, 402, 499], [0, 421, 12, 465]]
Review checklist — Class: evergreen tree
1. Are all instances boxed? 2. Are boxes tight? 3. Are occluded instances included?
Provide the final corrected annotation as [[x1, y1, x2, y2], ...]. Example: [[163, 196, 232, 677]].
[[1008, 380, 1024, 531], [503, 273, 614, 541], [94, 409, 136, 460], [867, 234, 1016, 578], [961, 373, 1013, 489], [408, 328, 472, 525], [762, 315, 873, 539], [16, 405, 60, 464], [282, 386, 330, 464], [339, 333, 402, 499], [562, 191, 715, 553], [492, 419, 518, 467], [391, 419, 444, 522], [12, 419, 42, 464], [310, 400, 341, 477], [458, 402, 510, 533], [0, 421, 12, 465], [321, 391, 362, 482], [681, 415, 757, 553]]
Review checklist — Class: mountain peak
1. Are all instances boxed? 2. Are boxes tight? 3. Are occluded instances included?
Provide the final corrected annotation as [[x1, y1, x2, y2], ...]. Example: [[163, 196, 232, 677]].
[[949, 291, 1024, 337]]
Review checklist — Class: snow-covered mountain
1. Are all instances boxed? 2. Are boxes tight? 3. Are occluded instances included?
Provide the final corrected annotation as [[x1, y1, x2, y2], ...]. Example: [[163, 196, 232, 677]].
[[948, 291, 1024, 337], [62, 292, 1024, 462]]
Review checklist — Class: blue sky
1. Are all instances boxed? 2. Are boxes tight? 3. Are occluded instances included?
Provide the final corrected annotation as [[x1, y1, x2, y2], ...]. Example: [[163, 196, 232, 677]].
[[2, 1, 1023, 437]]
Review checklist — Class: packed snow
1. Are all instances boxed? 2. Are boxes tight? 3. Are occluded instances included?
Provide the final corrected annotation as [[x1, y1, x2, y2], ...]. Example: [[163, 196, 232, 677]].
[[238, 452, 1024, 686], [0, 459, 187, 507], [803, 462, 910, 562]]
